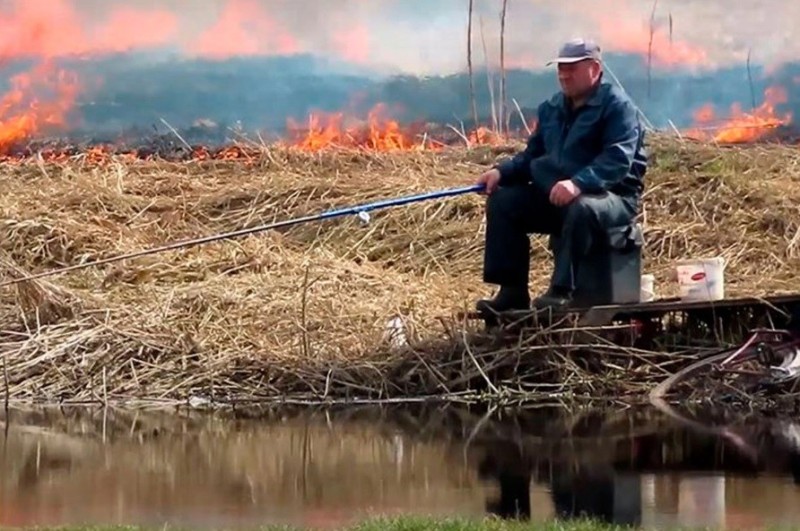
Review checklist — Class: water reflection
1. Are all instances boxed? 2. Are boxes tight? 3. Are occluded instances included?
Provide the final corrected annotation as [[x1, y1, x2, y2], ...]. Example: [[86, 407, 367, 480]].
[[471, 405, 800, 529], [479, 454, 641, 524], [1, 404, 800, 529]]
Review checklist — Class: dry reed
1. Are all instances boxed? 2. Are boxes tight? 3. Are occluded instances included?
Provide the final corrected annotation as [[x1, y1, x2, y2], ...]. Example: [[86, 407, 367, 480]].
[[0, 135, 798, 405]]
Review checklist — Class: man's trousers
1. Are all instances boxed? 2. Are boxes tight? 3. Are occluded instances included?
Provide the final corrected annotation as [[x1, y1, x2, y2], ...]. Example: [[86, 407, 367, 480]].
[[482, 184, 637, 292]]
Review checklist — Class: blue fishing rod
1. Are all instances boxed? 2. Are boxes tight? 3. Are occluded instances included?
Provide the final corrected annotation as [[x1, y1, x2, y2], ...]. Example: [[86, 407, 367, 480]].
[[0, 183, 486, 287]]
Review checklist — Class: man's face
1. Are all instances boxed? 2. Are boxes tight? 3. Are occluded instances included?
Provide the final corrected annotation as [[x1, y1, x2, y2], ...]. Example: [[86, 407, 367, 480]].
[[557, 59, 601, 98]]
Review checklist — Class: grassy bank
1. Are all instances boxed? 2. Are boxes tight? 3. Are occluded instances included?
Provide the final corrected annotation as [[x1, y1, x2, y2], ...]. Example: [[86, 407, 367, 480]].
[[0, 517, 700, 531], [0, 136, 799, 405]]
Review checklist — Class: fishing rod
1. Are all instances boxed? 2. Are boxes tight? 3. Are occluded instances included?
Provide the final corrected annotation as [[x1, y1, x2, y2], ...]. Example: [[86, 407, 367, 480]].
[[0, 183, 486, 287]]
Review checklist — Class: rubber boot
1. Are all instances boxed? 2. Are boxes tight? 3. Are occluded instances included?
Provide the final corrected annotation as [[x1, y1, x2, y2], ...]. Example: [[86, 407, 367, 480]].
[[476, 285, 531, 316], [532, 286, 573, 310]]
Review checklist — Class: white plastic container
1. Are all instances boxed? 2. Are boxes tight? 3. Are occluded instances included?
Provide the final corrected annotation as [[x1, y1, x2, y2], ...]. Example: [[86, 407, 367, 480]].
[[675, 257, 725, 301], [640, 274, 655, 302]]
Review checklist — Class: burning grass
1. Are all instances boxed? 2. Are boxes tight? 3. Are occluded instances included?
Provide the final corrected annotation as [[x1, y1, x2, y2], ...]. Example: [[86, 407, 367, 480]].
[[0, 134, 799, 406]]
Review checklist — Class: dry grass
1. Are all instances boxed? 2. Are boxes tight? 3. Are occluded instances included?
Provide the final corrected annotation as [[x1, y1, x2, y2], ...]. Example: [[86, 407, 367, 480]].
[[0, 134, 798, 404]]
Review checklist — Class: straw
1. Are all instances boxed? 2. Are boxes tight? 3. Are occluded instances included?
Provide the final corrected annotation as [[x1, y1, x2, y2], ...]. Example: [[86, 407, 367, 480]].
[[0, 135, 798, 406]]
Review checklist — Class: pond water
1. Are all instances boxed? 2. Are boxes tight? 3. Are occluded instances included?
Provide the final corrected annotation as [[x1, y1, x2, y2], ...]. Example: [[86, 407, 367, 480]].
[[2, 403, 800, 529]]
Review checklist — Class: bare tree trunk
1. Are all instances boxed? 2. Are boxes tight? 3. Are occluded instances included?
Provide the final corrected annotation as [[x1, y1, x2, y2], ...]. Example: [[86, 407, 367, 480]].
[[668, 12, 673, 45], [647, 0, 658, 99], [467, 0, 479, 129], [499, 0, 509, 136], [747, 48, 756, 111], [479, 16, 498, 133]]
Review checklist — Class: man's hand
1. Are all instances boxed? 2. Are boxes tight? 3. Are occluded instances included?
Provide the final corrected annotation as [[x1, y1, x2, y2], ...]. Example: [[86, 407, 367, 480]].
[[476, 168, 501, 195], [549, 180, 582, 206]]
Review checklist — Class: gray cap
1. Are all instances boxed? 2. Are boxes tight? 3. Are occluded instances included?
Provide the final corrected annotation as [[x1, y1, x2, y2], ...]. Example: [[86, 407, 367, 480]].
[[546, 38, 602, 65]]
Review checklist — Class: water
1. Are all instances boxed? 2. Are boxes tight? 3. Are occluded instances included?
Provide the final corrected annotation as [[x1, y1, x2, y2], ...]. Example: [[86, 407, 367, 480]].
[[2, 403, 800, 529]]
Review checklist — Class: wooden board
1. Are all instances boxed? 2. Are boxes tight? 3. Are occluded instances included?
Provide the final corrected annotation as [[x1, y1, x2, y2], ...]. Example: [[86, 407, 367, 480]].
[[590, 293, 800, 316], [462, 292, 800, 328]]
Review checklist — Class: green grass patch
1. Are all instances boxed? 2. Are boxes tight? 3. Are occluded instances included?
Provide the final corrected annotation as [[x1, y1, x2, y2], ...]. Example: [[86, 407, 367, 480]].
[[0, 515, 719, 531], [345, 515, 631, 531]]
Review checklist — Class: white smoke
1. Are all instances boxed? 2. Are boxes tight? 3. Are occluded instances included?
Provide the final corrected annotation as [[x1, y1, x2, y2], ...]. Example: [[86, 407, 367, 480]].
[[6, 0, 799, 75]]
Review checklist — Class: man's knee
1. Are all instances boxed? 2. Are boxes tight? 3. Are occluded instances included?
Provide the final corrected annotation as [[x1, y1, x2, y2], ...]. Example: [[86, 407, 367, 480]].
[[564, 195, 604, 225], [565, 194, 632, 228]]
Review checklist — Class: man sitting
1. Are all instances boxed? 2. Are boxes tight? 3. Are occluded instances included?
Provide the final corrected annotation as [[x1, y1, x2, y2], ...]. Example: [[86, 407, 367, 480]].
[[475, 38, 648, 314]]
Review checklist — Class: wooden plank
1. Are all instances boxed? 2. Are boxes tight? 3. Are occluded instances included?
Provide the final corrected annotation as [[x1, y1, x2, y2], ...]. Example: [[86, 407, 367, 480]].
[[461, 292, 800, 326], [603, 292, 800, 316]]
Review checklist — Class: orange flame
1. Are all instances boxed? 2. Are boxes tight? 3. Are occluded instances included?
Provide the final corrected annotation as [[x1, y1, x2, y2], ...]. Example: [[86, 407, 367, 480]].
[[0, 62, 80, 154], [468, 126, 504, 146], [0, 0, 179, 154], [284, 101, 526, 152], [286, 103, 420, 151], [684, 85, 791, 144], [0, 0, 380, 152]]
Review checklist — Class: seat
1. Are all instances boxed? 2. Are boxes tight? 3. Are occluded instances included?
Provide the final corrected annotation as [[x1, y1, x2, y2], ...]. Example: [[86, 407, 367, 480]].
[[548, 222, 644, 307]]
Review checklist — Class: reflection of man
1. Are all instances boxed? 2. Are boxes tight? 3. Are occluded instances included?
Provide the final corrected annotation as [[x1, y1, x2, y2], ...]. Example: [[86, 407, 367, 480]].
[[789, 451, 800, 484], [479, 456, 642, 524], [485, 470, 531, 519], [551, 473, 613, 522], [478, 450, 531, 520], [475, 38, 647, 313]]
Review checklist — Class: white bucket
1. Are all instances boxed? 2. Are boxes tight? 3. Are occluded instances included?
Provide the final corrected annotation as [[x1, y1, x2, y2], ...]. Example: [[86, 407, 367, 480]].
[[675, 257, 725, 301], [640, 274, 655, 302]]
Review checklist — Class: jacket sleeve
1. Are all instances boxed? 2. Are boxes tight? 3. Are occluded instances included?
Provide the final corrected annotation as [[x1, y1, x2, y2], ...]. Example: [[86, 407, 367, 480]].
[[494, 106, 546, 186], [571, 98, 642, 193]]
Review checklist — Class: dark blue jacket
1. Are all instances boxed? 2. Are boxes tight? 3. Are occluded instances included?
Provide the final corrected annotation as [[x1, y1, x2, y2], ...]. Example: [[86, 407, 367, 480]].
[[495, 80, 647, 202]]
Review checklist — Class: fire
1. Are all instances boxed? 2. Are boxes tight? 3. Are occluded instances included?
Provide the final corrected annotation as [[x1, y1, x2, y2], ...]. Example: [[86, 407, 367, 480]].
[[0, 118, 514, 165], [284, 103, 522, 152], [0, 0, 177, 155], [0, 62, 80, 154], [0, 0, 382, 154], [684, 85, 791, 144], [468, 127, 504, 146], [0, 143, 265, 165], [9, 0, 759, 156], [286, 103, 420, 151]]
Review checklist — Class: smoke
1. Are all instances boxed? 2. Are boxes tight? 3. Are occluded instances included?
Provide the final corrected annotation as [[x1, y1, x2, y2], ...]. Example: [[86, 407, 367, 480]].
[[2, 0, 798, 74], [0, 0, 799, 146]]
